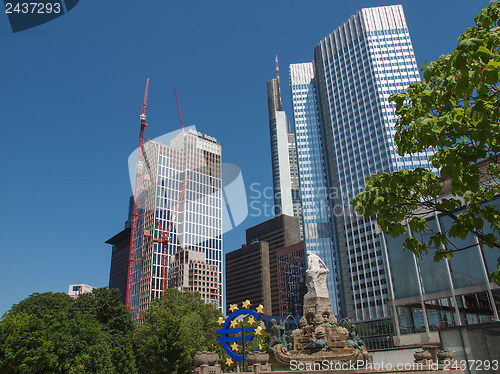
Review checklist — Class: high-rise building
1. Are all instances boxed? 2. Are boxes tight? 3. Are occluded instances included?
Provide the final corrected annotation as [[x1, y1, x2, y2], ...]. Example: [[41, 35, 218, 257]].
[[226, 241, 272, 314], [246, 214, 302, 316], [106, 226, 131, 304], [267, 61, 302, 234], [290, 5, 436, 322], [127, 129, 223, 313], [276, 241, 306, 317], [226, 214, 304, 316], [289, 63, 345, 317]]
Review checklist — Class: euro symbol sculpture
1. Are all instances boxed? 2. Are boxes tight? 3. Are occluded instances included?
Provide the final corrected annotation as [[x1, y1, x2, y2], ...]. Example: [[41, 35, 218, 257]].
[[216, 308, 259, 361]]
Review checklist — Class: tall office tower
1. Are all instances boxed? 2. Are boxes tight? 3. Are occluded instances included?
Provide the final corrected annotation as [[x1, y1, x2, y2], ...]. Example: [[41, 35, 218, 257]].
[[267, 61, 303, 234], [106, 196, 134, 304], [276, 241, 306, 317], [129, 129, 223, 313], [290, 5, 436, 322], [106, 226, 131, 304], [246, 214, 302, 315], [226, 241, 272, 314], [289, 63, 346, 317]]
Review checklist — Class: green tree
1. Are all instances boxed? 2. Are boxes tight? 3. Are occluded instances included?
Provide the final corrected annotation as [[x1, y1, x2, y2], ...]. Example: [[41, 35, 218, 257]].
[[133, 289, 222, 374], [0, 289, 136, 373], [0, 292, 113, 373], [75, 288, 137, 373], [352, 1, 500, 283]]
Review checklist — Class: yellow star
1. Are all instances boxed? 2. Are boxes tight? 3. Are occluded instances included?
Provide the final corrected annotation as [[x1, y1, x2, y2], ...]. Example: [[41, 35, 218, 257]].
[[217, 316, 225, 326], [229, 304, 239, 313], [247, 316, 256, 325], [230, 319, 239, 328], [226, 357, 234, 367], [242, 299, 251, 309], [256, 304, 265, 314], [230, 342, 239, 351], [255, 325, 263, 336]]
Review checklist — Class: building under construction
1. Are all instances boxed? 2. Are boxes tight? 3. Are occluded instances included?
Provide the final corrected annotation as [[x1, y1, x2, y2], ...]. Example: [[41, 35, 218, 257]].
[[107, 83, 223, 314], [132, 130, 223, 313]]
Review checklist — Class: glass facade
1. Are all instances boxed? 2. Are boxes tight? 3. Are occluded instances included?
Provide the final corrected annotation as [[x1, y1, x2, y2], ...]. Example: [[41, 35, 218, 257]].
[[130, 130, 223, 314], [385, 198, 500, 336], [289, 5, 436, 321], [267, 78, 303, 233], [289, 62, 343, 316], [276, 242, 306, 317], [312, 5, 436, 321]]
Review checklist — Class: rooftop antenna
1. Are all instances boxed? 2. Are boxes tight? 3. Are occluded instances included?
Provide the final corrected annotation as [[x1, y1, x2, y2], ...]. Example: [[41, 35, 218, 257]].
[[275, 54, 283, 110]]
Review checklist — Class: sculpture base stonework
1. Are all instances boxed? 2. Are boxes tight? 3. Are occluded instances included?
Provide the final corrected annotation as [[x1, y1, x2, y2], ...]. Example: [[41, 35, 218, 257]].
[[193, 351, 222, 374], [270, 292, 372, 369], [268, 253, 373, 369]]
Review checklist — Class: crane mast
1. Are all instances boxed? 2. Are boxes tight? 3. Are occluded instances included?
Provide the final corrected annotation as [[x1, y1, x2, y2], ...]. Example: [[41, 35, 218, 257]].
[[125, 78, 150, 310], [174, 87, 185, 130]]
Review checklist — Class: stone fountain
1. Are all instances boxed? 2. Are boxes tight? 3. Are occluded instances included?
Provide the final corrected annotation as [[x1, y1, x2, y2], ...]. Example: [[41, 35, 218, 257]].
[[270, 251, 372, 368]]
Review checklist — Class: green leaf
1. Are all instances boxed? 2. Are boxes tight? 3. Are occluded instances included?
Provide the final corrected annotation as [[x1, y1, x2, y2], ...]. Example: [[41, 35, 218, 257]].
[[485, 68, 499, 84], [487, 60, 500, 68], [477, 45, 494, 55]]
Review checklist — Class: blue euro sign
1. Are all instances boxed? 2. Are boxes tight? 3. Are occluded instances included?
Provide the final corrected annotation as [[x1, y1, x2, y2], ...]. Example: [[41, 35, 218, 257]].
[[216, 309, 259, 361]]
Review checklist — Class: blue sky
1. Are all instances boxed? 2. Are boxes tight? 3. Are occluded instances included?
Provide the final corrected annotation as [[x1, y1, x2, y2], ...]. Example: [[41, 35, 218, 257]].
[[0, 0, 489, 316]]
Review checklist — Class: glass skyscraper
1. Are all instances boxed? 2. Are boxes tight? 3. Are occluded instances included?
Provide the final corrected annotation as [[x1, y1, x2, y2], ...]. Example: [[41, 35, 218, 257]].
[[290, 5, 436, 321], [130, 129, 223, 314], [267, 77, 303, 231], [289, 62, 344, 316]]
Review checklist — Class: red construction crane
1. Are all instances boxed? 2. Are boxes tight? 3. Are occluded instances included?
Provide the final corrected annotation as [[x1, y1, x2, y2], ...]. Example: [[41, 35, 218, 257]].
[[125, 78, 150, 310], [174, 87, 185, 131], [154, 172, 191, 294]]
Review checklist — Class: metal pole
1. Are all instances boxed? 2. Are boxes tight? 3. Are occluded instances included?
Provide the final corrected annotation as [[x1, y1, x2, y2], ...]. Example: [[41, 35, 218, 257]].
[[242, 323, 246, 372]]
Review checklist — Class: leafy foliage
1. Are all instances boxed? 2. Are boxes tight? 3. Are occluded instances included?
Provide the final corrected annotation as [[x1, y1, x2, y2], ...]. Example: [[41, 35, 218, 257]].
[[1, 288, 223, 374], [352, 1, 500, 283], [0, 290, 135, 373], [133, 288, 222, 374]]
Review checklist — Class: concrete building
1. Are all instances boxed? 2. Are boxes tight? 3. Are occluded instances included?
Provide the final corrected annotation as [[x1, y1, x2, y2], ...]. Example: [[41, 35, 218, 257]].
[[289, 5, 436, 322], [68, 284, 95, 299], [168, 248, 220, 305], [226, 215, 303, 316], [276, 241, 306, 317], [126, 129, 223, 314], [267, 76, 302, 233], [106, 226, 130, 304], [246, 214, 302, 315], [226, 241, 272, 314]]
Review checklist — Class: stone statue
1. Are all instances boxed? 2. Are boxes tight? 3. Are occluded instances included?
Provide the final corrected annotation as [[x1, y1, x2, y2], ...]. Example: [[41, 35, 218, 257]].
[[307, 251, 328, 271], [304, 251, 330, 299], [269, 319, 285, 353], [269, 251, 372, 368], [347, 324, 365, 349], [310, 325, 329, 352]]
